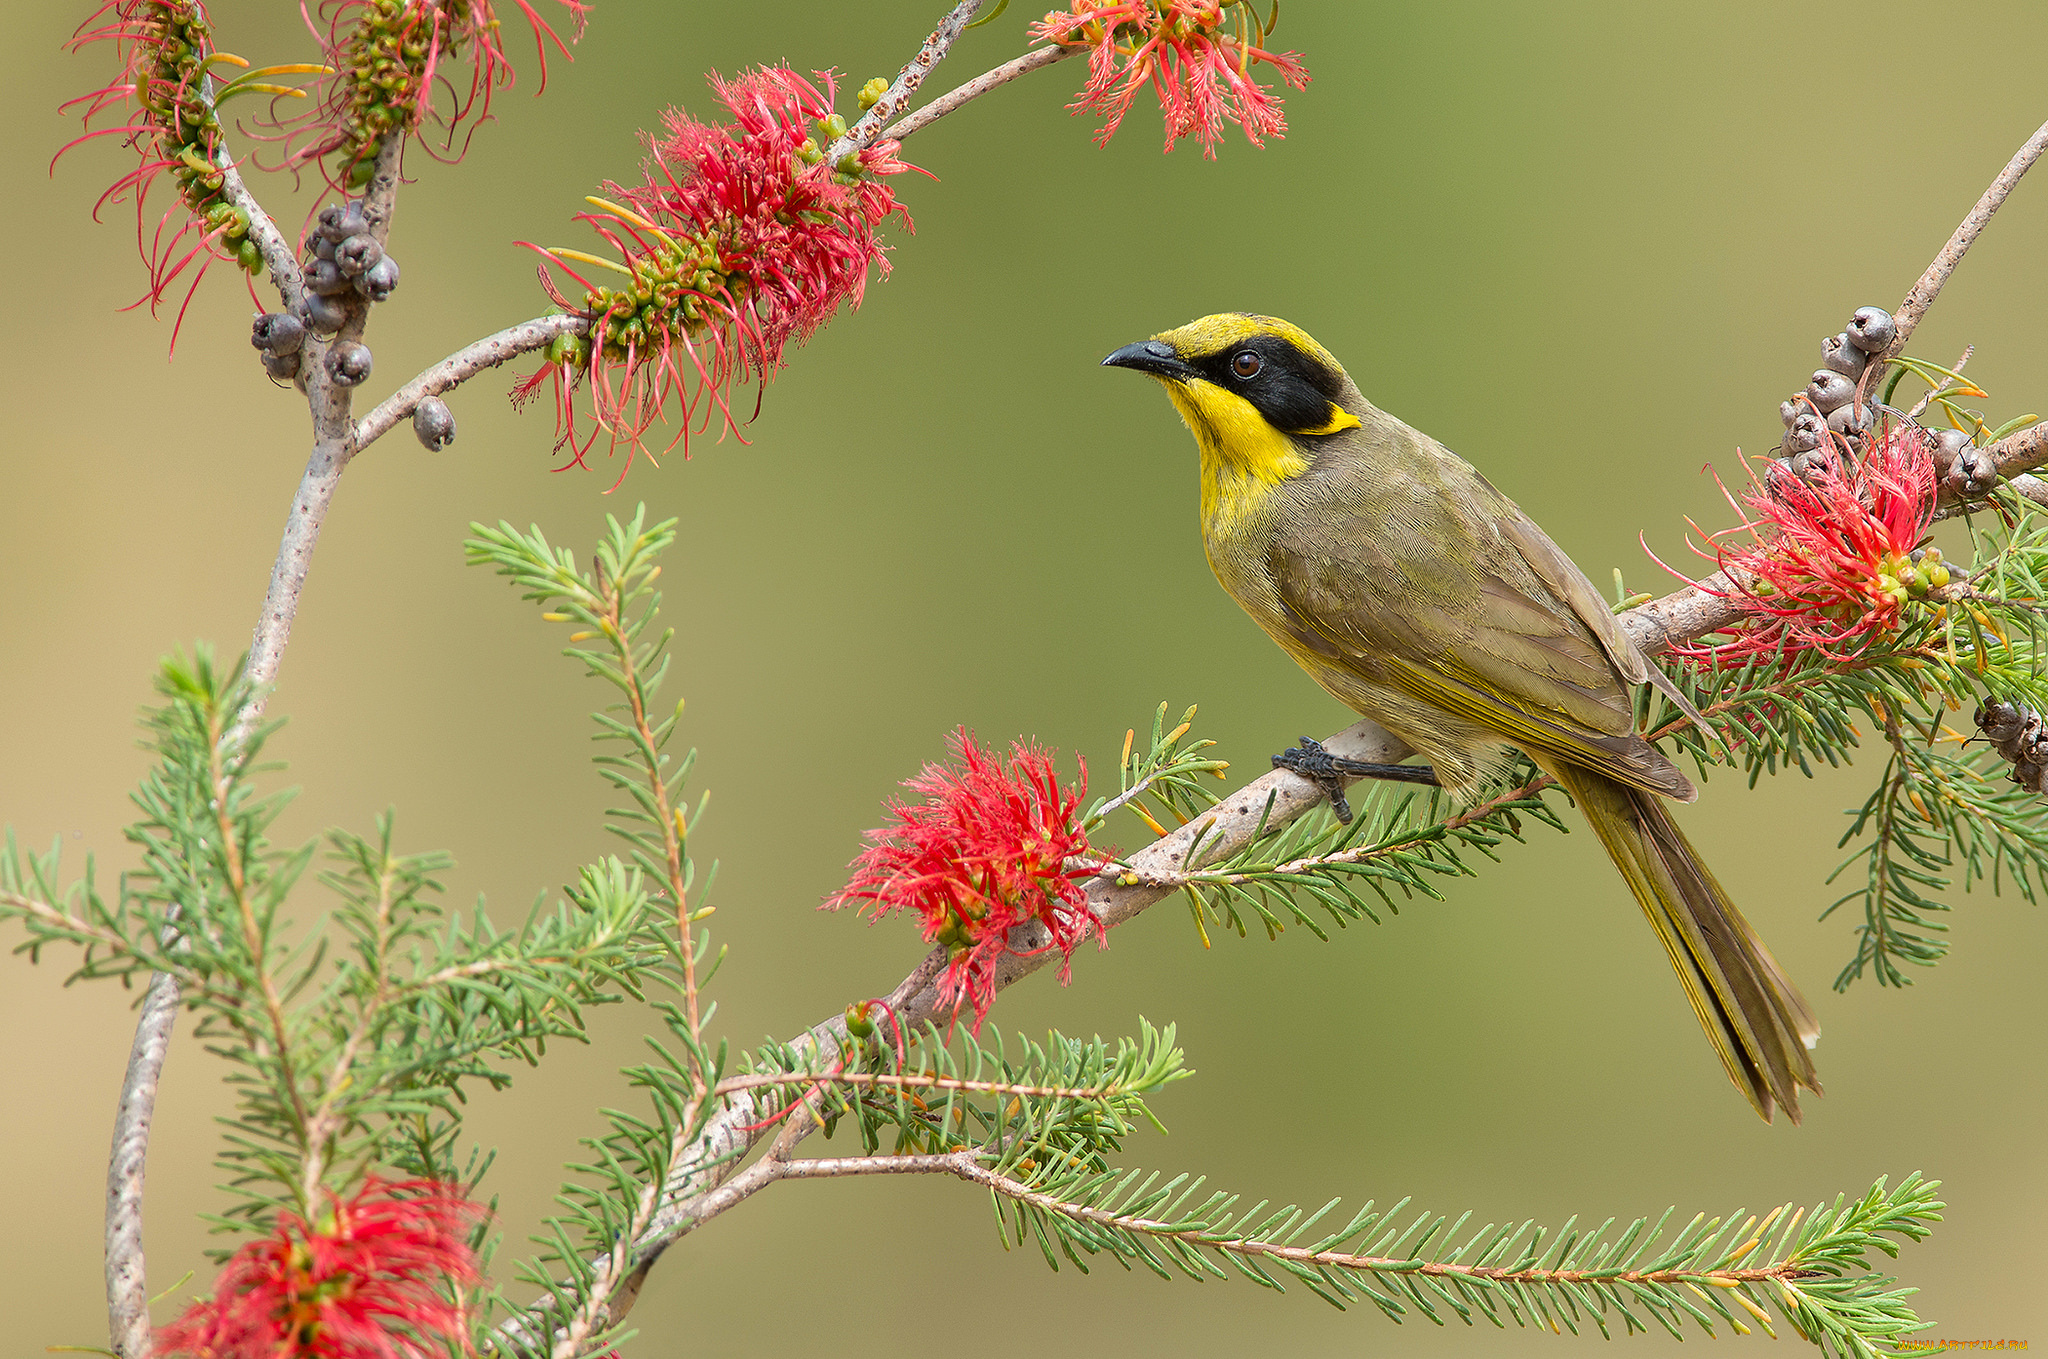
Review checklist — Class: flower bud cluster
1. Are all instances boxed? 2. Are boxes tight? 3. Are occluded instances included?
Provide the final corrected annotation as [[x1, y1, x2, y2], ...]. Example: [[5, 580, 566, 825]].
[[1777, 305, 1894, 481], [1976, 700, 2048, 794], [521, 66, 914, 466], [1872, 545, 1952, 607]]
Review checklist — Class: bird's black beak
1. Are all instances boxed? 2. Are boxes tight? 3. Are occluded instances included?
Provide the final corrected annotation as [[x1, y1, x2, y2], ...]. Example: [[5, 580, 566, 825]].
[[1102, 339, 1199, 383]]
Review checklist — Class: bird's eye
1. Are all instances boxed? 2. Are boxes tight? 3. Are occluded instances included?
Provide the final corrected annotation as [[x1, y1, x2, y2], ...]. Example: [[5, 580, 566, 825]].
[[1230, 350, 1263, 379]]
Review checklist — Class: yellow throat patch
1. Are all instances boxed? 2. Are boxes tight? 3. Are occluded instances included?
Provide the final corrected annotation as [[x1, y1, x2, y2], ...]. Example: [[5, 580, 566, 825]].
[[1164, 378, 1310, 535]]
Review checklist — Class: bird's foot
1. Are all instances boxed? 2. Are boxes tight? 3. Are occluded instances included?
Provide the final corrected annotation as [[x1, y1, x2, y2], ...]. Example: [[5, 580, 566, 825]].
[[1271, 736, 1439, 825]]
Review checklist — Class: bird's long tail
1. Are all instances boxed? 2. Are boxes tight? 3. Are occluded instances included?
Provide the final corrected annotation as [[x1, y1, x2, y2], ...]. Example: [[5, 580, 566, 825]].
[[1545, 761, 1822, 1122]]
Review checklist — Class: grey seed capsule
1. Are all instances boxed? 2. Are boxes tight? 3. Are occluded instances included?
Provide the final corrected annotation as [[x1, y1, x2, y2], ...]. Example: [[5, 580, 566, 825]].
[[302, 290, 351, 335], [260, 348, 301, 381], [1846, 306, 1896, 353], [310, 234, 336, 261], [327, 341, 373, 387], [1979, 701, 2025, 743], [1822, 332, 1867, 378], [354, 254, 400, 303], [251, 311, 304, 355], [334, 233, 383, 278], [1931, 428, 1972, 477], [1785, 426, 1821, 455], [1827, 401, 1872, 435], [1807, 370, 1856, 413], [1792, 447, 1840, 481], [1780, 398, 1801, 428], [1790, 410, 1825, 441], [1949, 444, 2000, 495], [305, 259, 353, 296], [413, 396, 456, 450], [316, 199, 369, 243]]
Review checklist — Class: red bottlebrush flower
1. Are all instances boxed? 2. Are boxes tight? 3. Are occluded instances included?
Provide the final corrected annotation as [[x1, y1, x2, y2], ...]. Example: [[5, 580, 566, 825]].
[[517, 66, 917, 482], [58, 0, 268, 342], [1677, 417, 1940, 670], [1031, 1, 1310, 157], [826, 731, 1101, 1027], [157, 1178, 482, 1359], [294, 0, 588, 191]]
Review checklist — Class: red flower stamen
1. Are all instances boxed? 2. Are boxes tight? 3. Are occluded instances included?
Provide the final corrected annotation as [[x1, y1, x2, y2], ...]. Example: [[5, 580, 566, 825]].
[[1677, 418, 1940, 671], [58, 0, 262, 345], [287, 0, 588, 191], [1031, 0, 1310, 157], [157, 1178, 482, 1359], [518, 66, 919, 482], [826, 730, 1101, 1028]]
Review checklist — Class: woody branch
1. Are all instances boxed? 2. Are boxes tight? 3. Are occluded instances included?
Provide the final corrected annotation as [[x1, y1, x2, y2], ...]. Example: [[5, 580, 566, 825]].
[[518, 111, 2048, 1340]]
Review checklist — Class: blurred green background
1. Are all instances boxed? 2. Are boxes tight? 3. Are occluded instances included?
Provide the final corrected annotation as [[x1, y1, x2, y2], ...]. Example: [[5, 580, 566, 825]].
[[4, 1, 2046, 1353]]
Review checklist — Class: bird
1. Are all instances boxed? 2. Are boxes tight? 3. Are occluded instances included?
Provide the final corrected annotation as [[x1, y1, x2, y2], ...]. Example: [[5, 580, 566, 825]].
[[1103, 312, 1821, 1122]]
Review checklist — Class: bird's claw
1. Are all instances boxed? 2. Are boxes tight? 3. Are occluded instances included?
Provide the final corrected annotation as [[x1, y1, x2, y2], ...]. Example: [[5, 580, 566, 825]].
[[1271, 736, 1439, 825]]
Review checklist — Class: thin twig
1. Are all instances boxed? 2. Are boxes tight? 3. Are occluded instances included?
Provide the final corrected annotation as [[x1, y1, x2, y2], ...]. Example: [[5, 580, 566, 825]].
[[102, 960, 180, 1359], [826, 0, 986, 163], [103, 132, 406, 1359], [770, 1150, 1808, 1291], [710, 1069, 1139, 1102], [218, 159, 304, 314], [354, 314, 587, 449], [883, 45, 1081, 143], [599, 554, 704, 1040], [1888, 117, 2048, 355]]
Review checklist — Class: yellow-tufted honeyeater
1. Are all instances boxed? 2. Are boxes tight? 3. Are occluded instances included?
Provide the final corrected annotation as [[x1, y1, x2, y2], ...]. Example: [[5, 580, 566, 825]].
[[1105, 313, 1821, 1123]]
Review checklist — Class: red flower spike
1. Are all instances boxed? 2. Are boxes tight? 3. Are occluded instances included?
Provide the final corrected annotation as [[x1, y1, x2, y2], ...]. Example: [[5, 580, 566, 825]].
[[58, 0, 259, 344], [826, 731, 1102, 1028], [157, 1178, 482, 1359], [518, 65, 919, 481], [292, 0, 590, 190], [1677, 418, 1939, 672], [1031, 1, 1311, 157]]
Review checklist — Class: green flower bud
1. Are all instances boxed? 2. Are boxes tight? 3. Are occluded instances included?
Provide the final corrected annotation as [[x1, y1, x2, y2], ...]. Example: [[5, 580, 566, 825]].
[[237, 238, 264, 274], [858, 77, 891, 110], [816, 113, 849, 141]]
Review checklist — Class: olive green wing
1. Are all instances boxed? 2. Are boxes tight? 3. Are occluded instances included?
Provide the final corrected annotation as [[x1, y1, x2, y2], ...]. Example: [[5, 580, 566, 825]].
[[1496, 510, 1715, 738], [1266, 526, 1695, 801]]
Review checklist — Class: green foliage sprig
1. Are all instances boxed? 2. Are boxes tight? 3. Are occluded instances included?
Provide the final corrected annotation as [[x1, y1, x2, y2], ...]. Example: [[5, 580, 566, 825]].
[[0, 646, 679, 1240], [746, 1018, 1188, 1163], [465, 509, 732, 1353], [961, 1164, 1938, 1359]]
